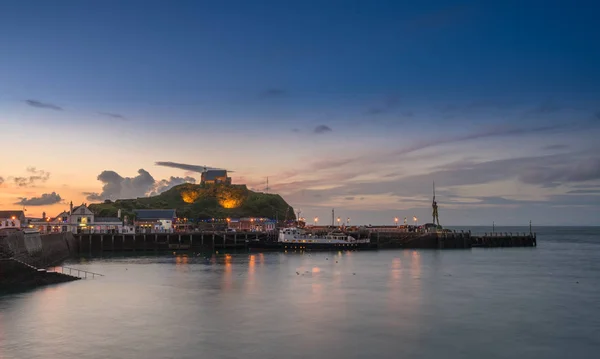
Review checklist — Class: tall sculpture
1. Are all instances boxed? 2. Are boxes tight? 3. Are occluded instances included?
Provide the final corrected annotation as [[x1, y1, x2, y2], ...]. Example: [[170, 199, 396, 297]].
[[432, 182, 440, 226]]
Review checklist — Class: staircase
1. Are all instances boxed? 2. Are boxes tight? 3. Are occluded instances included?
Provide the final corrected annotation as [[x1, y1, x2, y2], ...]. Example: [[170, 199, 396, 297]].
[[9, 257, 103, 280]]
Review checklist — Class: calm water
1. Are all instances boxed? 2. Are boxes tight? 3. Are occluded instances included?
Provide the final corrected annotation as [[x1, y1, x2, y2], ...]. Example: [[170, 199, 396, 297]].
[[1, 227, 599, 359]]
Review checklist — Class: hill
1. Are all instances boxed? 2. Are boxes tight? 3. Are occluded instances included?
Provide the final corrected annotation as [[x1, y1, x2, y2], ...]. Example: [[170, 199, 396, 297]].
[[88, 183, 295, 221]]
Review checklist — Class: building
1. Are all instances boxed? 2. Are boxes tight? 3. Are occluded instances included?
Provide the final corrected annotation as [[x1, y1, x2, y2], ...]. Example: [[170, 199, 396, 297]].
[[201, 170, 231, 185], [29, 203, 124, 234], [134, 209, 176, 233], [227, 217, 277, 232], [0, 210, 26, 230]]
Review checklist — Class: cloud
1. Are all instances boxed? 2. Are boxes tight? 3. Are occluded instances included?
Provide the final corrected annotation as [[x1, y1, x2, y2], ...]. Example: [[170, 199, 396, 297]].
[[149, 176, 196, 196], [15, 192, 62, 206], [0, 176, 4, 185], [85, 169, 199, 201], [313, 125, 333, 134], [543, 144, 569, 151], [87, 169, 156, 201], [155, 161, 226, 173], [260, 88, 287, 98], [291, 128, 301, 133], [344, 197, 355, 201], [24, 99, 63, 111], [13, 167, 50, 187], [567, 189, 600, 194], [98, 112, 126, 120], [83, 192, 103, 201], [519, 158, 600, 186]]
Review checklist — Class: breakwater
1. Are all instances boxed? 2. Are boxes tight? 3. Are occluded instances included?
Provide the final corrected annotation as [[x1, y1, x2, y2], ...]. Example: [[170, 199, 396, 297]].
[[71, 230, 536, 254], [1, 231, 80, 291]]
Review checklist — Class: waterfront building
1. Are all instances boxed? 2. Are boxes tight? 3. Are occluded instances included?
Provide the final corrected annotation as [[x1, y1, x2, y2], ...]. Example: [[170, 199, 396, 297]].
[[0, 210, 25, 229], [29, 203, 124, 234], [227, 217, 277, 232], [134, 209, 176, 233], [201, 170, 231, 185]]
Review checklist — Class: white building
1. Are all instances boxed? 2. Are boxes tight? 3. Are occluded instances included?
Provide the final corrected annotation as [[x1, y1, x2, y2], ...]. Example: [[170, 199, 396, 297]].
[[0, 210, 25, 230], [30, 202, 124, 234]]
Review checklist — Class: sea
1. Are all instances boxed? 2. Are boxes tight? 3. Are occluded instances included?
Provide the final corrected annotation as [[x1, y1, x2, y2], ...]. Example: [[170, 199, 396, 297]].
[[1, 226, 599, 359]]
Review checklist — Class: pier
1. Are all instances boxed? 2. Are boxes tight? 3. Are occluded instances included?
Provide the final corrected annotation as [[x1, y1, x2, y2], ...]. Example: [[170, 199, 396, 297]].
[[72, 230, 536, 254]]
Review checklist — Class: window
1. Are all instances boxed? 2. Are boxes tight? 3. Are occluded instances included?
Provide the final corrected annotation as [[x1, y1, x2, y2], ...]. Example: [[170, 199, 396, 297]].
[[87, 217, 91, 223], [77, 217, 81, 223]]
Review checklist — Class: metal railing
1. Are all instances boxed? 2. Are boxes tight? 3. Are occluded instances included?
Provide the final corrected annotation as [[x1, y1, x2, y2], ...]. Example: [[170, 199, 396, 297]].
[[47, 265, 104, 279]]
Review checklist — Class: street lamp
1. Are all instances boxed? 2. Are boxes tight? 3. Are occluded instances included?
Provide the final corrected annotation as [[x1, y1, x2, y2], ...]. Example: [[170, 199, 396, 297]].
[[413, 216, 418, 226], [337, 217, 341, 227], [394, 217, 399, 227], [314, 217, 319, 226], [347, 217, 350, 225]]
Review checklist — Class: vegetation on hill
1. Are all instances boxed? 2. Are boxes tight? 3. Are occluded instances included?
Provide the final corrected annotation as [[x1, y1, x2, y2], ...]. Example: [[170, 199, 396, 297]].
[[88, 183, 295, 221]]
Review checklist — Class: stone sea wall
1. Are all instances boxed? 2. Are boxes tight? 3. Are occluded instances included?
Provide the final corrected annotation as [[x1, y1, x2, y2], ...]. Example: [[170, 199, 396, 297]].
[[0, 231, 78, 268]]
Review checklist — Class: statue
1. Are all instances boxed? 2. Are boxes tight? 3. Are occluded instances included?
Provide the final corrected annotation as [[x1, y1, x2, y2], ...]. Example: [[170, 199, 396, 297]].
[[432, 200, 440, 226], [432, 182, 440, 226]]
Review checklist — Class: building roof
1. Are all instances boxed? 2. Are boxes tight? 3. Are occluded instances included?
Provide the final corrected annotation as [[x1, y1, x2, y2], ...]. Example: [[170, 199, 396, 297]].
[[0, 210, 25, 220], [94, 217, 122, 223], [134, 209, 176, 220], [202, 170, 227, 180]]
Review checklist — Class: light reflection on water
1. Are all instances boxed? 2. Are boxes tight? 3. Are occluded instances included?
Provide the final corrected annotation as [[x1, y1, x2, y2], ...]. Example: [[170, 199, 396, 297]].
[[1, 227, 600, 358]]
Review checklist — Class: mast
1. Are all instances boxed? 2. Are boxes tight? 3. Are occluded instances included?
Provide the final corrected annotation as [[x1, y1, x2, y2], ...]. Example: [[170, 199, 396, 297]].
[[331, 208, 335, 227]]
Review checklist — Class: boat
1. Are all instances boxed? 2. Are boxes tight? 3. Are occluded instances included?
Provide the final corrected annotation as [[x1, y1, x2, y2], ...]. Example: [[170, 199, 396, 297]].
[[278, 227, 369, 244], [248, 227, 373, 252]]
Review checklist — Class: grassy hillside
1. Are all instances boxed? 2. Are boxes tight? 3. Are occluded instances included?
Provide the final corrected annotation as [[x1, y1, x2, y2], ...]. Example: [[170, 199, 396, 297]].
[[88, 183, 295, 221]]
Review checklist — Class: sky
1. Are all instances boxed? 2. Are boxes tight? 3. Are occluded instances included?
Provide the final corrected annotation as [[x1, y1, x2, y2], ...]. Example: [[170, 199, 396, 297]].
[[1, 0, 599, 225]]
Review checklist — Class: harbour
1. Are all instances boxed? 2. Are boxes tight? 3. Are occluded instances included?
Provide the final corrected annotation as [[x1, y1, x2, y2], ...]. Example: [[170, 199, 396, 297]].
[[1, 226, 597, 359]]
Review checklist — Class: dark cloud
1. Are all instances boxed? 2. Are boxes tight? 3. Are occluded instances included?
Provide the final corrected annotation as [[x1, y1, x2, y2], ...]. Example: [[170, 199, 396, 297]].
[[15, 192, 62, 206], [13, 167, 50, 187], [344, 197, 355, 201], [280, 150, 600, 211], [543, 144, 569, 151], [519, 158, 600, 186], [149, 176, 196, 196], [365, 96, 400, 115], [388, 124, 567, 158], [567, 189, 600, 194], [87, 169, 156, 201], [291, 128, 301, 133], [313, 125, 333, 134], [24, 99, 63, 111], [260, 88, 287, 98], [98, 112, 126, 120], [155, 161, 227, 173], [85, 170, 199, 201], [83, 192, 103, 201]]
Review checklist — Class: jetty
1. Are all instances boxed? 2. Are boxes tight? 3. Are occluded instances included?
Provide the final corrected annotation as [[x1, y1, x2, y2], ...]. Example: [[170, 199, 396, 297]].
[[70, 229, 536, 255]]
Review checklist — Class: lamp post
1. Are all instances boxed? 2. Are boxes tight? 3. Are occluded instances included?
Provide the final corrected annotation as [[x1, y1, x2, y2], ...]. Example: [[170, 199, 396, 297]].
[[413, 216, 418, 226], [314, 217, 319, 226], [394, 217, 399, 227], [337, 217, 341, 227]]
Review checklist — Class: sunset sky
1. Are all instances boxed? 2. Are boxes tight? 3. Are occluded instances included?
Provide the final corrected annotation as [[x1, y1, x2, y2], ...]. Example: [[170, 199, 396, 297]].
[[1, 0, 599, 225]]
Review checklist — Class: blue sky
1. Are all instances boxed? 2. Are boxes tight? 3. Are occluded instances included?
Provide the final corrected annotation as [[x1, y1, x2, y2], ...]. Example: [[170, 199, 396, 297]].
[[1, 0, 599, 225]]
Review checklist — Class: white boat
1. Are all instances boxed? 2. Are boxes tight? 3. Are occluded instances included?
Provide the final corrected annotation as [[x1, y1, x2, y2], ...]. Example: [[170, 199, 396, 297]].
[[278, 227, 369, 244]]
